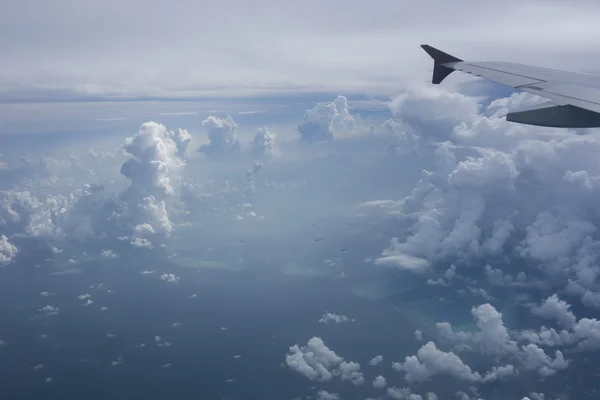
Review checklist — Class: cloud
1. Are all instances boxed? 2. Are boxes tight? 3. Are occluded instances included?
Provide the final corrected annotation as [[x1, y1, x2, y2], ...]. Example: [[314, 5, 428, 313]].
[[374, 241, 430, 272], [318, 312, 351, 324], [414, 330, 423, 341], [37, 305, 59, 317], [372, 375, 387, 389], [0, 120, 191, 249], [244, 161, 263, 197], [5, 0, 600, 105], [285, 337, 343, 382], [530, 294, 577, 329], [365, 84, 600, 317], [160, 273, 180, 283], [251, 126, 279, 157], [435, 302, 574, 378], [198, 116, 241, 156], [0, 235, 18, 265], [393, 341, 482, 384], [387, 387, 424, 400], [284, 337, 363, 385], [389, 85, 480, 135], [120, 122, 186, 197], [338, 361, 364, 386], [297, 96, 356, 142], [369, 355, 383, 366], [316, 391, 341, 400]]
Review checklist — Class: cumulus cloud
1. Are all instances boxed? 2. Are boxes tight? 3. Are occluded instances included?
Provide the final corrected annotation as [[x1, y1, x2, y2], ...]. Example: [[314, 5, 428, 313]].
[[0, 235, 18, 265], [338, 361, 364, 386], [198, 116, 241, 156], [435, 303, 574, 378], [372, 375, 387, 389], [393, 341, 482, 384], [379, 118, 420, 155], [389, 85, 480, 135], [244, 160, 263, 197], [387, 386, 424, 400], [530, 294, 576, 329], [120, 122, 186, 198], [285, 337, 343, 382], [369, 355, 383, 366], [297, 96, 356, 142], [37, 305, 59, 317], [119, 121, 189, 239], [368, 85, 600, 318], [251, 126, 279, 157], [284, 337, 363, 385], [319, 312, 351, 324], [374, 238, 430, 272], [160, 273, 180, 283], [316, 390, 341, 400]]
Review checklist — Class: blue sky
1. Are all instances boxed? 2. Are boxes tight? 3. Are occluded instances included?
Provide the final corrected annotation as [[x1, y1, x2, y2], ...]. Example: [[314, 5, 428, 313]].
[[3, 2, 600, 400]]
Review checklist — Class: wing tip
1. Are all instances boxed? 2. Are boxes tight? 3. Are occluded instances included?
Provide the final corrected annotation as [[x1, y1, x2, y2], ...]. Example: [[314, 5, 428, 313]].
[[420, 44, 462, 84], [420, 44, 462, 64]]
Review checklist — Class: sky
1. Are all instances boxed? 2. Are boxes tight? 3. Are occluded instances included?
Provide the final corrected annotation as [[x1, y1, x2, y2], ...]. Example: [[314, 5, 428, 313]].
[[2, 1, 600, 400]]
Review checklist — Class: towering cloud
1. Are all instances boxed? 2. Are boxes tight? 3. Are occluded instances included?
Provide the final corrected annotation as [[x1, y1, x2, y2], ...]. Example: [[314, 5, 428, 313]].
[[119, 121, 188, 239], [251, 126, 279, 157], [198, 116, 241, 156], [297, 95, 356, 142], [369, 85, 600, 313]]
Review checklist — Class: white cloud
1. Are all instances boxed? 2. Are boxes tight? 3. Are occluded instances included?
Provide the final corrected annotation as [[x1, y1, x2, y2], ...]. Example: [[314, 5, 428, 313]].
[[101, 249, 118, 258], [160, 273, 180, 283], [374, 241, 430, 273], [319, 312, 351, 324], [387, 387, 424, 400], [0, 235, 18, 265], [393, 341, 482, 384], [338, 361, 364, 386], [284, 337, 363, 386], [285, 337, 343, 382], [530, 294, 577, 329], [316, 390, 341, 400], [389, 85, 480, 135], [251, 126, 279, 157], [119, 121, 188, 239], [436, 302, 576, 378], [140, 270, 155, 275], [366, 84, 600, 317], [297, 96, 355, 142], [37, 305, 59, 317], [198, 116, 241, 156], [111, 357, 124, 366]]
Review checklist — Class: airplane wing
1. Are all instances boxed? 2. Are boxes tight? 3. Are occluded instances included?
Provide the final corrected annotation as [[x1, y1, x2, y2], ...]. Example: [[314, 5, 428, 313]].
[[420, 44, 600, 128]]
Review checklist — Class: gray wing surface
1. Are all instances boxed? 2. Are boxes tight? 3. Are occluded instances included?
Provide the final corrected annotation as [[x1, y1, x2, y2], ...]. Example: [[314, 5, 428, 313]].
[[421, 44, 600, 128]]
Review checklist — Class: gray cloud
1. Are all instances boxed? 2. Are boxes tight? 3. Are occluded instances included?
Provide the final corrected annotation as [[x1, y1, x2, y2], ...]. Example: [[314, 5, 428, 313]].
[[3, 1, 600, 101]]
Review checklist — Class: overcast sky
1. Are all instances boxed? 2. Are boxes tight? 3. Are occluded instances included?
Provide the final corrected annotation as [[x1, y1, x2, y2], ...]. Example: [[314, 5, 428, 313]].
[[3, 0, 600, 101]]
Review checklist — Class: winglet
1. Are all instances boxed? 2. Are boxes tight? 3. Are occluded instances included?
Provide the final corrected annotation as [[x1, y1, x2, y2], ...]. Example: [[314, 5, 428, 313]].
[[420, 44, 463, 84]]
